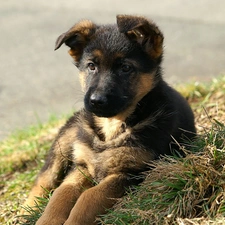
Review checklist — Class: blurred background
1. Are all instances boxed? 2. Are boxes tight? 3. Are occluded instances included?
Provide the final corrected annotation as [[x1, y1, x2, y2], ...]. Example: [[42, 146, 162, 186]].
[[0, 0, 225, 140]]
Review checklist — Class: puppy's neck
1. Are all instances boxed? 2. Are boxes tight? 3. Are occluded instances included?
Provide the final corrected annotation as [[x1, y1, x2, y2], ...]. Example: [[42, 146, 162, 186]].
[[94, 103, 137, 141], [93, 99, 140, 141], [94, 115, 125, 142]]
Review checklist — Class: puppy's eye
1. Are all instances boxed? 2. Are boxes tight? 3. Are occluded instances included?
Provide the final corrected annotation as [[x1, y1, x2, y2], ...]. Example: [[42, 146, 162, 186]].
[[121, 64, 132, 73], [88, 63, 96, 71]]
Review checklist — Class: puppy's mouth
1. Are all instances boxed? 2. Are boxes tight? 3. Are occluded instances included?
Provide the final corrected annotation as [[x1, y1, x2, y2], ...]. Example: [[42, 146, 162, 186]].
[[87, 108, 119, 118]]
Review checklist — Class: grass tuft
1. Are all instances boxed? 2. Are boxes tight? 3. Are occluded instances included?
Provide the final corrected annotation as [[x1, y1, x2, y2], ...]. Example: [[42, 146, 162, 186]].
[[18, 188, 52, 225]]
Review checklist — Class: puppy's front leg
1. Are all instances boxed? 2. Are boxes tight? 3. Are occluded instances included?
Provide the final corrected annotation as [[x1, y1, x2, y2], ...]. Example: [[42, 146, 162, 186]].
[[23, 123, 79, 211], [64, 173, 130, 225], [36, 167, 93, 225]]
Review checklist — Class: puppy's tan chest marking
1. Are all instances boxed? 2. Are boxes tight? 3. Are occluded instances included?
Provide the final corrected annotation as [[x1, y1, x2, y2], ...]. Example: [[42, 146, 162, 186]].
[[96, 117, 126, 141], [73, 118, 132, 180], [73, 140, 115, 181], [73, 135, 153, 183], [73, 141, 97, 177]]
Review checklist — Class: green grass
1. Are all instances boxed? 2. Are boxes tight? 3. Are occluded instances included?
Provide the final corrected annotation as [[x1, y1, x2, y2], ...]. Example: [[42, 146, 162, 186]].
[[19, 188, 52, 225], [0, 76, 225, 225], [0, 114, 68, 224], [0, 114, 65, 174]]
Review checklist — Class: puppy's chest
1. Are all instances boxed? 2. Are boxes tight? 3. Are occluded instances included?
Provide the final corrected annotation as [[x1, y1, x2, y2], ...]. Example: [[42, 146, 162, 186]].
[[72, 118, 131, 180], [73, 140, 107, 180]]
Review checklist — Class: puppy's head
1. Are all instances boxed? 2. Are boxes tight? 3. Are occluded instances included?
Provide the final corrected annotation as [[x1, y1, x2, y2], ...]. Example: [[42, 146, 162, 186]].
[[55, 15, 164, 118]]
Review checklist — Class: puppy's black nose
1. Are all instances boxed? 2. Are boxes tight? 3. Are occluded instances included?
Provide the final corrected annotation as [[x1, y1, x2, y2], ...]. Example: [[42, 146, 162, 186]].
[[90, 93, 107, 107]]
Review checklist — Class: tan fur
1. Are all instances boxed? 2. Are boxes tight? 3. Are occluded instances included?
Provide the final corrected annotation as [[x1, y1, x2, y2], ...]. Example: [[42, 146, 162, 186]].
[[36, 168, 93, 225], [73, 141, 96, 177], [64, 20, 96, 62], [68, 49, 80, 62], [79, 49, 104, 92], [74, 133, 154, 182], [92, 49, 104, 60], [79, 71, 86, 92], [117, 15, 163, 60], [22, 172, 52, 210], [50, 125, 79, 173], [64, 174, 127, 225], [22, 126, 79, 213], [148, 32, 164, 59], [94, 116, 125, 141], [135, 72, 155, 102]]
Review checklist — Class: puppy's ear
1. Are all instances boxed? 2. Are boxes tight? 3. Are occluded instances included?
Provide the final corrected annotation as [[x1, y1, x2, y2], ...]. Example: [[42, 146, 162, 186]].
[[117, 15, 163, 60], [55, 20, 97, 62]]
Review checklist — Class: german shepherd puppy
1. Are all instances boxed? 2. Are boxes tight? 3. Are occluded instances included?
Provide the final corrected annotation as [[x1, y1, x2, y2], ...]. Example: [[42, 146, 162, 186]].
[[24, 15, 196, 225]]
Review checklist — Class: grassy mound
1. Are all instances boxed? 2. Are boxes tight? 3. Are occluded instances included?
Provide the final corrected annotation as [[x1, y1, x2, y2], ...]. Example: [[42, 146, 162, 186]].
[[101, 122, 225, 225], [101, 76, 225, 225], [0, 76, 224, 225]]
